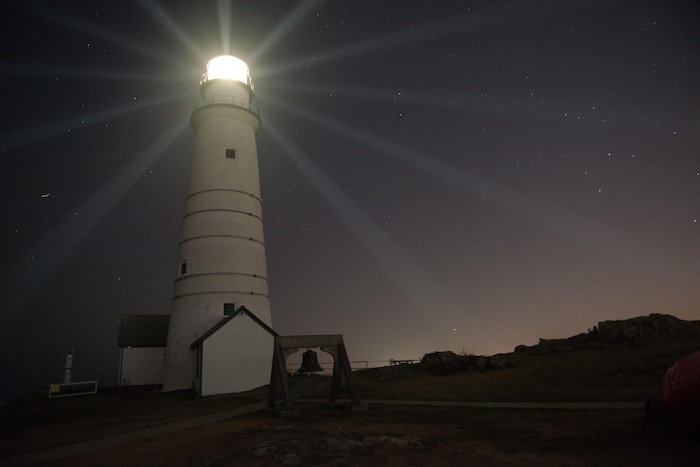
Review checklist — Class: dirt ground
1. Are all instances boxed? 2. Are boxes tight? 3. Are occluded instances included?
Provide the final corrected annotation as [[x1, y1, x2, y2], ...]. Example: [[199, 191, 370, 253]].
[[32, 403, 700, 466]]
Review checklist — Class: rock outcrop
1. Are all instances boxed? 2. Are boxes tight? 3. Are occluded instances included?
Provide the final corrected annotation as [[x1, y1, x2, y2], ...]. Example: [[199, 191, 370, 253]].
[[597, 313, 700, 345], [359, 314, 700, 378], [424, 314, 700, 374], [512, 314, 700, 357]]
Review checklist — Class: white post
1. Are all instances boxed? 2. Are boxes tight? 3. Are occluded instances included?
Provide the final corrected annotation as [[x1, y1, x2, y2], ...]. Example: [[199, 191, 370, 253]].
[[63, 350, 73, 384]]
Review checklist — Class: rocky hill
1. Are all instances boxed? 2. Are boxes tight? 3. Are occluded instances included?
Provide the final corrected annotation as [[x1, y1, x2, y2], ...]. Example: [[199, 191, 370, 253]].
[[369, 314, 700, 379], [515, 313, 700, 354]]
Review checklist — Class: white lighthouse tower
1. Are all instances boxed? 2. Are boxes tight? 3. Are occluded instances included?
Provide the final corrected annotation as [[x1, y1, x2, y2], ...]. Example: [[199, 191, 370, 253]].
[[163, 56, 274, 394]]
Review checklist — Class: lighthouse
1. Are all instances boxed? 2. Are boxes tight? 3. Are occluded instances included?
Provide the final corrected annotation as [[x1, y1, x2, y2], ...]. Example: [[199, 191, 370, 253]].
[[162, 55, 275, 394]]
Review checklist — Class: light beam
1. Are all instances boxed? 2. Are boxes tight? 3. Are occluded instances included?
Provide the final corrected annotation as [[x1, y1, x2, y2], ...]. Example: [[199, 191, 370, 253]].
[[265, 120, 465, 329], [12, 2, 191, 70], [216, 0, 232, 55], [258, 1, 615, 78], [266, 94, 690, 276], [248, 0, 328, 64], [0, 89, 193, 151], [0, 62, 191, 83], [140, 0, 206, 61], [267, 81, 687, 135], [0, 118, 190, 330]]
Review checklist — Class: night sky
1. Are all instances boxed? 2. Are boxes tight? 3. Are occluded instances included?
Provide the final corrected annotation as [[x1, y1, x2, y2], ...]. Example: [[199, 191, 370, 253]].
[[1, 1, 699, 396]]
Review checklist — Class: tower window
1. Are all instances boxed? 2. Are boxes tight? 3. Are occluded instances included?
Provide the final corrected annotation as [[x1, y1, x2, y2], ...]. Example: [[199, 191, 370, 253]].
[[223, 303, 236, 315], [180, 261, 187, 275], [225, 148, 236, 159]]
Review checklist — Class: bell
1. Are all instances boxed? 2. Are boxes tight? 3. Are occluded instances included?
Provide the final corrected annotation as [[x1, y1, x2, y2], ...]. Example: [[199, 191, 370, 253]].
[[297, 349, 324, 373]]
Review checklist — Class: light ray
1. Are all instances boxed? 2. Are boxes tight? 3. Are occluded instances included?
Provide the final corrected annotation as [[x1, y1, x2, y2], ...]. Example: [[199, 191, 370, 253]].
[[258, 1, 612, 78], [258, 16, 455, 77], [1, 89, 193, 151], [216, 0, 232, 55], [13, 2, 190, 70], [140, 0, 206, 62], [265, 96, 648, 257], [265, 81, 391, 100], [0, 118, 191, 330], [268, 81, 686, 134], [248, 0, 328, 64], [0, 62, 190, 83], [273, 95, 700, 299], [265, 120, 464, 324]]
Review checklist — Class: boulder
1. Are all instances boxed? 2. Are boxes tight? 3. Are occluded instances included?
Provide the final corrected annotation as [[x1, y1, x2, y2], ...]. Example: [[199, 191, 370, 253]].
[[421, 351, 487, 375]]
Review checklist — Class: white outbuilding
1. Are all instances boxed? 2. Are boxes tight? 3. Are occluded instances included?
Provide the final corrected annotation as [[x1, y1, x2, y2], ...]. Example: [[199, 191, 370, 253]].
[[190, 306, 277, 396], [117, 314, 169, 391]]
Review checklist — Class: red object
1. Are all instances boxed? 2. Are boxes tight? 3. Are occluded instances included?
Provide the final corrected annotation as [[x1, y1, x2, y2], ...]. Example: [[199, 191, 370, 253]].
[[646, 351, 700, 431]]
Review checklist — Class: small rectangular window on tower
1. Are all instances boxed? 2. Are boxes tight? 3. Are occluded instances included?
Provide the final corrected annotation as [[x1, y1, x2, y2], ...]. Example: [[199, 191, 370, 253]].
[[179, 261, 187, 275], [223, 303, 236, 316], [225, 148, 236, 159]]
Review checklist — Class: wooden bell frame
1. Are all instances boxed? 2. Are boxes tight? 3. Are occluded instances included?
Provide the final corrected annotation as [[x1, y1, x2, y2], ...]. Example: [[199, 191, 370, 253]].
[[269, 334, 361, 411]]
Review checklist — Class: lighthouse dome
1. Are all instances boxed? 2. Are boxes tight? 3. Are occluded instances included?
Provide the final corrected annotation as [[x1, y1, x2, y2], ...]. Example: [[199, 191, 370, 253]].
[[200, 55, 253, 91]]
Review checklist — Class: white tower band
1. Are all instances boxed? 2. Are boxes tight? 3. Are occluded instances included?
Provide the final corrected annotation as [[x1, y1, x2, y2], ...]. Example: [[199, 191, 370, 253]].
[[163, 56, 272, 391]]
